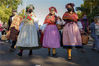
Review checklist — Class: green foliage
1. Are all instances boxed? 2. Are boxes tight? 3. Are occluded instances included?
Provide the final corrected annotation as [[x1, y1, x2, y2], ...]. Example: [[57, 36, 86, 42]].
[[18, 9, 25, 18], [77, 11, 83, 19], [76, 0, 99, 23], [0, 0, 22, 23]]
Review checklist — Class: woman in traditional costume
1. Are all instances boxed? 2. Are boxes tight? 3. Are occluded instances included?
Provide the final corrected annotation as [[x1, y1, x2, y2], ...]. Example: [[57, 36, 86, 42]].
[[62, 3, 82, 60], [43, 7, 60, 57], [16, 5, 39, 56]]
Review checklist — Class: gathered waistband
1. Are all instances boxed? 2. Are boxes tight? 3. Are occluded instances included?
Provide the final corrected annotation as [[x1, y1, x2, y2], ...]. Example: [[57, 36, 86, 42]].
[[48, 23, 56, 25]]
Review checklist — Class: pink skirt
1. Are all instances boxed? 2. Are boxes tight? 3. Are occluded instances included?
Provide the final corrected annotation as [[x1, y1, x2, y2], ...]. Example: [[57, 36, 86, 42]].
[[43, 25, 60, 48], [63, 22, 82, 48]]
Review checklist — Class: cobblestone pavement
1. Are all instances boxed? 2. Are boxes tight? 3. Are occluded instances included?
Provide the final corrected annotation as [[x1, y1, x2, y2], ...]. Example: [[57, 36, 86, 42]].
[[0, 39, 99, 66]]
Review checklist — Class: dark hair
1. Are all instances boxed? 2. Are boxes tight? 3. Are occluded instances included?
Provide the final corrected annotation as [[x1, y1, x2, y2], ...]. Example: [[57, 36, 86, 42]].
[[26, 6, 29, 12], [66, 3, 75, 9], [26, 5, 35, 13]]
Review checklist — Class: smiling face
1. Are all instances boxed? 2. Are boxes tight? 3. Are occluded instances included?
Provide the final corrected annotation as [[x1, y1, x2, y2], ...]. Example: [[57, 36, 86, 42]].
[[50, 8, 55, 15]]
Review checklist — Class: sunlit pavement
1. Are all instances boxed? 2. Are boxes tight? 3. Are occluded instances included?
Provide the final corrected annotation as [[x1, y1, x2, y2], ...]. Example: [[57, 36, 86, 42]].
[[0, 38, 99, 66]]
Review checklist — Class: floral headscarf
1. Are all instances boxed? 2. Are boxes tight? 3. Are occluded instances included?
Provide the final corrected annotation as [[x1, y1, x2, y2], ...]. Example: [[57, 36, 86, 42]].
[[49, 6, 57, 13]]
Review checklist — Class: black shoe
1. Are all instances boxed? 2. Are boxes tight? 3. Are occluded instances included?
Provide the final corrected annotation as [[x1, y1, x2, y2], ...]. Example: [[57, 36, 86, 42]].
[[48, 51, 50, 56], [52, 54, 57, 57], [29, 50, 32, 56], [17, 52, 22, 56]]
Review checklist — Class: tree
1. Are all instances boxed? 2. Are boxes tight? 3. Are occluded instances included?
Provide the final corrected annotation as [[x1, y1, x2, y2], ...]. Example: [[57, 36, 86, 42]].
[[18, 9, 25, 17], [0, 0, 22, 23], [76, 0, 99, 23]]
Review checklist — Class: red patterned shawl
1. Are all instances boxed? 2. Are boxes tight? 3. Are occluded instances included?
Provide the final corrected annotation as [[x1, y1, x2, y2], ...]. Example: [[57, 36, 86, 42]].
[[62, 12, 78, 22], [44, 14, 57, 24]]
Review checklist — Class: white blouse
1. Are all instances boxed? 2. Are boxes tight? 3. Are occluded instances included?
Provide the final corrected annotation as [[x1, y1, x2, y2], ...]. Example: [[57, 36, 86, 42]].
[[77, 21, 83, 29]]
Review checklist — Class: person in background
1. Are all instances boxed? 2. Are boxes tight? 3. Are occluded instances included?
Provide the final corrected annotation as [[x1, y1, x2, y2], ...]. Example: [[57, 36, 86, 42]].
[[2, 22, 8, 35], [77, 19, 86, 53], [6, 10, 17, 43], [62, 3, 82, 60], [43, 7, 60, 57], [90, 16, 99, 52], [81, 14, 89, 34], [90, 17, 96, 50], [6, 10, 23, 51], [77, 19, 83, 32], [0, 21, 3, 40], [8, 10, 16, 30]]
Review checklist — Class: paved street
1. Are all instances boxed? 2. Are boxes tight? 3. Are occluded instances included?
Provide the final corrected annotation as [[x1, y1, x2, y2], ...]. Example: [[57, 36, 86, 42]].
[[0, 39, 99, 66]]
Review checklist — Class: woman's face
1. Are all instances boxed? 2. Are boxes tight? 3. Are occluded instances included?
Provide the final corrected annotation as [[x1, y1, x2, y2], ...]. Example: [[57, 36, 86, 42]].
[[67, 5, 73, 12], [50, 8, 55, 15]]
